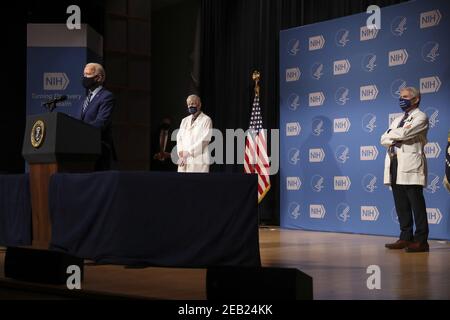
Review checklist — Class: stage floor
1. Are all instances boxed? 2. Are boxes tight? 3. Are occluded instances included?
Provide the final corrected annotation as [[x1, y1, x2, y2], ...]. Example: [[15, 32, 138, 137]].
[[1, 228, 449, 299]]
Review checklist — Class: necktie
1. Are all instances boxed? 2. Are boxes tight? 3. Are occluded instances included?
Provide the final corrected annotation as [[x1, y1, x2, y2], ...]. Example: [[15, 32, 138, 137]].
[[390, 112, 409, 156], [82, 92, 93, 114]]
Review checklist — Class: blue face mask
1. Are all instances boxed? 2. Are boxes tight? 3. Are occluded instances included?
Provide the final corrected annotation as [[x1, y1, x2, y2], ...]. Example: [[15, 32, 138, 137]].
[[188, 106, 198, 114], [399, 98, 412, 111]]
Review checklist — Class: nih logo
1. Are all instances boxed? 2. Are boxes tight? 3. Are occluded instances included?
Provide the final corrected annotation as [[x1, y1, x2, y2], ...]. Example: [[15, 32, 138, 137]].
[[360, 146, 379, 161], [424, 108, 439, 128], [420, 76, 441, 94], [309, 148, 325, 163], [309, 92, 325, 107], [360, 85, 378, 101], [43, 72, 70, 91], [312, 118, 324, 136], [422, 42, 440, 63], [420, 10, 442, 29], [334, 176, 351, 191], [425, 173, 440, 194], [286, 122, 301, 136], [286, 177, 302, 191], [333, 118, 351, 133], [361, 206, 379, 221], [335, 145, 350, 164], [286, 68, 301, 82], [389, 49, 408, 67], [311, 63, 324, 80], [310, 204, 326, 219], [311, 175, 325, 192], [362, 174, 377, 193], [427, 208, 443, 225], [336, 203, 350, 222], [309, 35, 325, 51], [333, 59, 351, 75], [425, 142, 441, 159], [362, 54, 377, 72], [360, 26, 378, 41]]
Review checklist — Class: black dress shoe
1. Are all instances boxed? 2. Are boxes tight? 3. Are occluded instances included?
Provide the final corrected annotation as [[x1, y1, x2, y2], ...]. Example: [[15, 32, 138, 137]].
[[385, 240, 412, 249], [405, 241, 429, 253]]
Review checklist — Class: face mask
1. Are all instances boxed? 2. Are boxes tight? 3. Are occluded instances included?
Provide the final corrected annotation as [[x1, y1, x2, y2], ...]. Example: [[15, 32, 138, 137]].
[[82, 76, 98, 90], [188, 106, 198, 114], [399, 98, 412, 111]]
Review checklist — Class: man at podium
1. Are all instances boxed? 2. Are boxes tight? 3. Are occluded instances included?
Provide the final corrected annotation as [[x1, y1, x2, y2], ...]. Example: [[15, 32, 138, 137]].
[[77, 63, 116, 170]]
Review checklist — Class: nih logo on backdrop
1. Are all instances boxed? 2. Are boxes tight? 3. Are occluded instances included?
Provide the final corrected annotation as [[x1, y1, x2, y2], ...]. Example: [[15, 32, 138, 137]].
[[309, 92, 325, 107], [335, 87, 350, 106], [311, 63, 324, 80], [422, 42, 440, 63], [288, 202, 301, 219], [360, 26, 378, 41], [43, 72, 70, 90], [286, 122, 301, 136], [334, 118, 351, 133], [286, 177, 302, 191], [310, 204, 326, 219], [420, 76, 441, 94], [309, 35, 325, 51], [286, 68, 301, 82], [360, 146, 379, 161], [362, 113, 377, 133], [425, 173, 440, 194], [309, 148, 325, 163], [335, 29, 350, 47], [427, 208, 443, 225], [334, 176, 351, 191], [333, 59, 351, 75], [360, 85, 378, 101], [389, 49, 408, 67], [362, 174, 377, 193], [425, 142, 441, 159], [391, 16, 407, 36], [361, 206, 379, 221], [420, 10, 442, 29]]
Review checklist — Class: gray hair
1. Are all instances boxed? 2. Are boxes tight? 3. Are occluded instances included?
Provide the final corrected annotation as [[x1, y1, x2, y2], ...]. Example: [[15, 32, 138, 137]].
[[186, 94, 201, 106], [86, 63, 106, 83], [401, 86, 421, 106]]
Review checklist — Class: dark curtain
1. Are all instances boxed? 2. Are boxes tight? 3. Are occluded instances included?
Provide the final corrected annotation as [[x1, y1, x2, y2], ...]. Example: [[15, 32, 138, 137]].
[[199, 0, 408, 224]]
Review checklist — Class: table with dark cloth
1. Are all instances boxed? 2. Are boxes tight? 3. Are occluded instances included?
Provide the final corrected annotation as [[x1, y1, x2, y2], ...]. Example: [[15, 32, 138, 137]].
[[49, 171, 260, 267], [0, 174, 32, 246]]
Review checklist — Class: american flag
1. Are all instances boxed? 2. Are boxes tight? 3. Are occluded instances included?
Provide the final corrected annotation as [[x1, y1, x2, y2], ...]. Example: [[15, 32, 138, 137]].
[[244, 94, 271, 203]]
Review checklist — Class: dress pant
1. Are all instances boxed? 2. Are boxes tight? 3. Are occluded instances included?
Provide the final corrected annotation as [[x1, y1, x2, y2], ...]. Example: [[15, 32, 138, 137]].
[[390, 156, 429, 243]]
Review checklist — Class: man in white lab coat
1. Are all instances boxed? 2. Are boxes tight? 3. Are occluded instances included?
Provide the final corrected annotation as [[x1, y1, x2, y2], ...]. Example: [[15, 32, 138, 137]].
[[381, 87, 429, 253], [176, 95, 213, 173]]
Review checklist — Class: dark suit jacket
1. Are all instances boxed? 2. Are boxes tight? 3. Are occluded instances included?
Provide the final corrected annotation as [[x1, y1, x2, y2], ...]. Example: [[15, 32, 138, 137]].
[[77, 87, 116, 170]]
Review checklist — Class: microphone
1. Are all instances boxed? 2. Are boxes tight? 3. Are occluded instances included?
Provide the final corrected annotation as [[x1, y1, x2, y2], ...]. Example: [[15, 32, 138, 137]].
[[42, 95, 68, 106]]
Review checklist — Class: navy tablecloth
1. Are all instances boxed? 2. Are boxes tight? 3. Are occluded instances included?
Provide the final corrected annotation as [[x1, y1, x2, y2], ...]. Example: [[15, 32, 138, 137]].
[[0, 174, 32, 246], [49, 171, 260, 267]]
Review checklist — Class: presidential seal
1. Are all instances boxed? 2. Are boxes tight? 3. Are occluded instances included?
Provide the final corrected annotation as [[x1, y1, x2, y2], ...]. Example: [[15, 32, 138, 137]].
[[31, 120, 45, 148]]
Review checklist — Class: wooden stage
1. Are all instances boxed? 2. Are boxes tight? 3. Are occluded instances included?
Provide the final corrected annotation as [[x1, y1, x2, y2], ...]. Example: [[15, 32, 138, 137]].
[[1, 227, 449, 299]]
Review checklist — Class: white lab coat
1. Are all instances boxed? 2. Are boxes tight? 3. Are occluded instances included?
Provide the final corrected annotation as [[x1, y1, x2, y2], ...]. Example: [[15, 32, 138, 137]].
[[176, 112, 213, 173], [380, 108, 429, 186]]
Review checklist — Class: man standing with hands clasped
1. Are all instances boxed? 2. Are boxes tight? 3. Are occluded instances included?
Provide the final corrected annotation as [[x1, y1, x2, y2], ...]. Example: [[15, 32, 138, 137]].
[[381, 87, 430, 253]]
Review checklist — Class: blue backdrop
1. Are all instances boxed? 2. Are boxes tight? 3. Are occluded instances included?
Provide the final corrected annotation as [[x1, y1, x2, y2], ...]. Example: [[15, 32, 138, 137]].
[[280, 0, 450, 239]]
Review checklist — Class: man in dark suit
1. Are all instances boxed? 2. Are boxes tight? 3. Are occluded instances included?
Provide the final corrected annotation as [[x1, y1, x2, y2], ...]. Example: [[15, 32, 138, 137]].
[[77, 63, 116, 171]]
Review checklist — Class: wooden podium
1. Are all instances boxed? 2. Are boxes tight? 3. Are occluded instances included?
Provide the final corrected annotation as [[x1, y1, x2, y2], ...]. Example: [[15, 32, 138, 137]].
[[22, 112, 100, 248]]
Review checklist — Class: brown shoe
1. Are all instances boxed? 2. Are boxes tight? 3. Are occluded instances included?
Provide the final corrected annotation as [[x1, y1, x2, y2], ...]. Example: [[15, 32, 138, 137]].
[[385, 240, 412, 249], [405, 241, 429, 253]]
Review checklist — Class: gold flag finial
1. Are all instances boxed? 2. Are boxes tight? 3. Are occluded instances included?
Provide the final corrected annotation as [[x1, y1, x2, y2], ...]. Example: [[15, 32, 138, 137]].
[[252, 70, 260, 97]]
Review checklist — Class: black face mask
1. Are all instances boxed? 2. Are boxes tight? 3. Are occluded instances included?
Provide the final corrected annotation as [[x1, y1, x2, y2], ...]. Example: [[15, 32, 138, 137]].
[[82, 76, 99, 90]]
